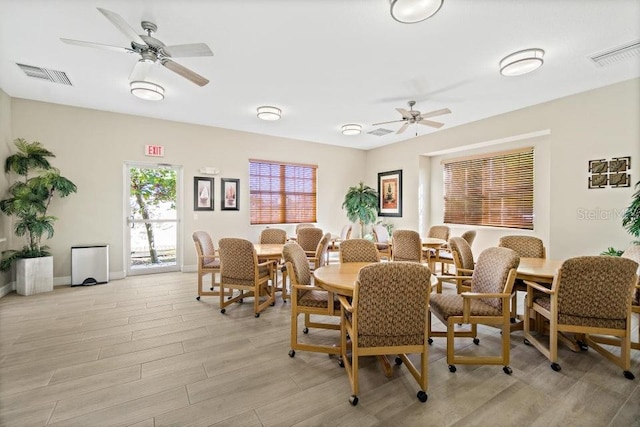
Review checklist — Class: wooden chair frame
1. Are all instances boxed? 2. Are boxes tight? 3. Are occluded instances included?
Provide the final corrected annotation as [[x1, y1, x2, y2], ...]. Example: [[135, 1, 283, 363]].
[[192, 232, 230, 300]]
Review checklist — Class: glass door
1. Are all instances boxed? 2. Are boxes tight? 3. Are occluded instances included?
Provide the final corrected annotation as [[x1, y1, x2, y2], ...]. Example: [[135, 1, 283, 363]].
[[125, 163, 181, 275]]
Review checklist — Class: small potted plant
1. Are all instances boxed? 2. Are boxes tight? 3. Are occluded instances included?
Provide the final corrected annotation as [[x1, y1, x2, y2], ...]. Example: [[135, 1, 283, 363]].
[[0, 138, 77, 295], [342, 182, 379, 239]]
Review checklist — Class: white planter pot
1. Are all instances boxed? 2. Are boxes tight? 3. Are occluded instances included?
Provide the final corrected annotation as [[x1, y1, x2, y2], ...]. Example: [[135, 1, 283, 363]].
[[16, 256, 53, 296]]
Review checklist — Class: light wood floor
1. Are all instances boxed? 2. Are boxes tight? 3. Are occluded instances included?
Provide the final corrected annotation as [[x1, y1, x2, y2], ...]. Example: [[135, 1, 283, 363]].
[[0, 271, 638, 427]]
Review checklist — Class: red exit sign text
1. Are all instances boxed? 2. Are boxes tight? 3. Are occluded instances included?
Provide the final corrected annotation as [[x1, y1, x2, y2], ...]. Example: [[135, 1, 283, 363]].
[[145, 145, 164, 157]]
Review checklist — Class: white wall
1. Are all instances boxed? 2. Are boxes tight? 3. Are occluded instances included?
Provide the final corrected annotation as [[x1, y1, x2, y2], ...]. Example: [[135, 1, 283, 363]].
[[8, 99, 366, 282], [0, 89, 12, 294], [366, 78, 640, 259]]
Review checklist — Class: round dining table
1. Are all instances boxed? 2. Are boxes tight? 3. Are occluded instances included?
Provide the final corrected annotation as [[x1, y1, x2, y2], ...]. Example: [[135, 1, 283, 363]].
[[516, 257, 563, 284]]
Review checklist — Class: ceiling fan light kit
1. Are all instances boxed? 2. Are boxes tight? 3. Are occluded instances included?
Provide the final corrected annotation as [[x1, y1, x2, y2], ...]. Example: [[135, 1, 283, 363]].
[[390, 0, 444, 24], [500, 48, 545, 76], [130, 81, 164, 101], [257, 106, 281, 121], [341, 124, 362, 136]]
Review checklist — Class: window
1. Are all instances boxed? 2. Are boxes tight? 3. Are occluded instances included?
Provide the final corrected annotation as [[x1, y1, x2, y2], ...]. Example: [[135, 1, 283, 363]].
[[443, 147, 534, 229], [249, 159, 317, 225]]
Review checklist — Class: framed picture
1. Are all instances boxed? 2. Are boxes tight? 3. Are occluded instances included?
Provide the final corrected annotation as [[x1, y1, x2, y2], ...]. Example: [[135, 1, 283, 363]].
[[378, 169, 402, 217], [221, 178, 240, 211], [609, 172, 631, 188], [588, 159, 608, 174], [609, 156, 631, 173], [588, 174, 608, 189], [194, 177, 214, 211]]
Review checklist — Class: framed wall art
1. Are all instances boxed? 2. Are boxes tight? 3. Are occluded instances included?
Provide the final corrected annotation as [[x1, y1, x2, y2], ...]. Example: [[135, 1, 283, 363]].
[[378, 169, 402, 217], [221, 178, 240, 211], [194, 177, 214, 211]]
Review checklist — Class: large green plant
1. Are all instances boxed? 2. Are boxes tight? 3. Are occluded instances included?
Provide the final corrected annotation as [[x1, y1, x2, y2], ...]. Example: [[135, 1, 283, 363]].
[[622, 180, 640, 244], [342, 182, 378, 238], [0, 138, 77, 271]]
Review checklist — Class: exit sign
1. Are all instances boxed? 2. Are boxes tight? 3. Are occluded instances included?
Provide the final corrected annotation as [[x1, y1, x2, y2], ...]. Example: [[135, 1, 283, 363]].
[[145, 145, 164, 157]]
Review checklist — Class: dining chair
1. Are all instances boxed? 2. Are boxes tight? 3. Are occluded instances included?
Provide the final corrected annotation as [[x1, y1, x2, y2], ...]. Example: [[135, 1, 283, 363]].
[[523, 255, 638, 379], [339, 239, 380, 263], [460, 230, 477, 247], [435, 236, 475, 294], [218, 238, 276, 317], [283, 243, 341, 358], [328, 224, 353, 261], [499, 235, 546, 328], [192, 231, 229, 300], [372, 225, 392, 260], [391, 229, 423, 262], [338, 262, 432, 406], [296, 226, 324, 256], [259, 228, 287, 244], [423, 225, 451, 273], [428, 247, 520, 374], [621, 245, 640, 350]]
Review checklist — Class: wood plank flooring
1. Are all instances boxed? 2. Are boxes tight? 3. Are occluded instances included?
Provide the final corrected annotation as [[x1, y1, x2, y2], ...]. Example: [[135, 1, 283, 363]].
[[0, 272, 638, 426]]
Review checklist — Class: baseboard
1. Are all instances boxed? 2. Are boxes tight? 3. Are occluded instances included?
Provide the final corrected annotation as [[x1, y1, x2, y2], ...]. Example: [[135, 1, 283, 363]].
[[182, 264, 197, 273], [0, 282, 13, 298], [0, 270, 126, 298]]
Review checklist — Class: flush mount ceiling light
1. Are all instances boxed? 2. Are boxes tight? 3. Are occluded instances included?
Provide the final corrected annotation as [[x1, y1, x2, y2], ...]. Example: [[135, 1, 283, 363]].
[[500, 48, 545, 76], [341, 124, 362, 136], [390, 0, 444, 24], [130, 81, 164, 101], [257, 106, 281, 121]]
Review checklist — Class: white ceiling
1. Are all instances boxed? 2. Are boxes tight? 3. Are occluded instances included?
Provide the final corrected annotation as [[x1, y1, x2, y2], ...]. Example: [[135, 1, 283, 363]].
[[1, 0, 639, 150]]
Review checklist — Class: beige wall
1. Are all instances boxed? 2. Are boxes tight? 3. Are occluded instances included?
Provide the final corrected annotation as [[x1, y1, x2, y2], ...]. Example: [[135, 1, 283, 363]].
[[365, 78, 640, 259], [8, 100, 366, 282], [0, 88, 12, 291]]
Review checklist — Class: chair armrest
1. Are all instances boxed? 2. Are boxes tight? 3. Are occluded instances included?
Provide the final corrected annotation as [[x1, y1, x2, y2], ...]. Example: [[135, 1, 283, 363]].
[[460, 292, 511, 322], [457, 268, 474, 275], [523, 280, 553, 294], [257, 260, 276, 269], [338, 295, 353, 312], [460, 292, 510, 299]]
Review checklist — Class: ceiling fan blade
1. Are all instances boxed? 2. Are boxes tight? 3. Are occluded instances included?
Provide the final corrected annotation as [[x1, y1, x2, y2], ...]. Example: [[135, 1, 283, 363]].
[[396, 122, 410, 134], [420, 108, 452, 119], [97, 7, 145, 45], [396, 108, 411, 119], [60, 38, 134, 54], [372, 119, 406, 126], [162, 43, 213, 58], [161, 58, 209, 86], [129, 60, 154, 82], [418, 119, 444, 128]]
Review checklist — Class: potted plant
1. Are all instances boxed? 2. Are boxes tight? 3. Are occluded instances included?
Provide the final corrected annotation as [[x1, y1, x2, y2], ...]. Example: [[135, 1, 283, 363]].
[[601, 180, 640, 256], [342, 182, 379, 238], [0, 138, 77, 295]]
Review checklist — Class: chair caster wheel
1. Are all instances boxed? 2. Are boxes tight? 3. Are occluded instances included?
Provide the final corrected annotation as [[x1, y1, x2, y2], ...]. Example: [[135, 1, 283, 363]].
[[210, 287, 214, 291], [338, 358, 344, 368], [551, 363, 561, 372], [239, 299, 243, 303], [473, 338, 480, 345], [623, 370, 635, 380], [448, 365, 457, 373], [510, 318, 516, 324], [196, 296, 200, 301], [227, 296, 232, 300], [220, 309, 226, 314], [428, 338, 433, 345], [523, 338, 530, 345], [270, 302, 275, 306], [288, 349, 295, 358], [395, 357, 403, 366], [417, 390, 428, 403], [303, 327, 309, 334], [349, 395, 358, 406], [503, 366, 512, 375], [577, 340, 588, 351], [255, 313, 260, 318]]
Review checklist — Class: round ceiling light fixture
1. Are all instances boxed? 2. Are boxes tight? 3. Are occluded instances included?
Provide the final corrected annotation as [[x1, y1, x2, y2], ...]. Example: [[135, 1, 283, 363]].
[[257, 106, 282, 121], [341, 124, 362, 136], [130, 81, 164, 101], [500, 48, 545, 76], [390, 0, 444, 24]]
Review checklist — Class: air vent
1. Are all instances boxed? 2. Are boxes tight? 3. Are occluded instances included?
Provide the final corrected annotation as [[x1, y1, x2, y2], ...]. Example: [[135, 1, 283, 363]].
[[589, 40, 640, 67], [16, 63, 72, 85], [368, 128, 394, 136]]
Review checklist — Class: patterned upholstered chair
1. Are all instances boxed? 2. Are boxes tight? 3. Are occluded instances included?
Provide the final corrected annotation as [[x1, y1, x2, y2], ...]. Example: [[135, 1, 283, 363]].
[[499, 235, 546, 327], [391, 229, 423, 262], [423, 225, 451, 273], [259, 228, 287, 244], [192, 231, 229, 300], [295, 223, 316, 233], [296, 227, 324, 257], [283, 243, 341, 358], [372, 225, 392, 260], [435, 236, 475, 294], [621, 245, 640, 350], [328, 225, 353, 261], [218, 238, 276, 317], [339, 239, 380, 263], [523, 256, 638, 379], [338, 262, 432, 405], [460, 230, 477, 247], [429, 247, 520, 374]]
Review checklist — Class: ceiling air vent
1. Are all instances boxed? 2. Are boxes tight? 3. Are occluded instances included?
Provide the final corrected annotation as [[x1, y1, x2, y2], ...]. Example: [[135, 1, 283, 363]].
[[589, 40, 640, 67], [16, 63, 72, 85], [368, 128, 394, 137]]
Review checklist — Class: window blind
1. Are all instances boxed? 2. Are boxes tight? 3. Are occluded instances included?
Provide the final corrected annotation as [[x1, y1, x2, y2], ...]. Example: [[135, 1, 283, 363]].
[[249, 159, 317, 225], [442, 147, 534, 230]]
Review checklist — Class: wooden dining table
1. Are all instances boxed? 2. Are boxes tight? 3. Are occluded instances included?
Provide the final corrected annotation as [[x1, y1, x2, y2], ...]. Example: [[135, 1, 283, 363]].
[[516, 257, 563, 284]]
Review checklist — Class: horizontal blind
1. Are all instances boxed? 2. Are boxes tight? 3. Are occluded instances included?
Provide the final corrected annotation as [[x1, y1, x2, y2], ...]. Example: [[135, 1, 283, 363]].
[[249, 160, 317, 225], [443, 147, 534, 230]]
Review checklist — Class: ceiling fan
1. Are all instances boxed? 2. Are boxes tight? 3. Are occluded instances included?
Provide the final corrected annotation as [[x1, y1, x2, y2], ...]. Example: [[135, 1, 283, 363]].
[[61, 7, 213, 86], [373, 100, 451, 134]]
